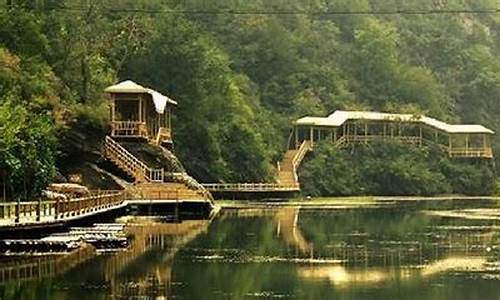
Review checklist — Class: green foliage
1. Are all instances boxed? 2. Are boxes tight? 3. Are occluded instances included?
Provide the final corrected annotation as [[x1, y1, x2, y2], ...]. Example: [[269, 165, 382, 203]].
[[123, 13, 273, 182], [1, 0, 500, 196], [0, 100, 57, 200], [300, 141, 494, 196]]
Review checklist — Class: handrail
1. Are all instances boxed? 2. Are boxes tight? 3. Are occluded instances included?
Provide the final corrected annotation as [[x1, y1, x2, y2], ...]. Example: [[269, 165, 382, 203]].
[[288, 140, 313, 184], [292, 140, 312, 171], [104, 136, 164, 182], [0, 190, 124, 223], [155, 127, 172, 145], [202, 182, 300, 192], [171, 172, 214, 201], [111, 121, 148, 138]]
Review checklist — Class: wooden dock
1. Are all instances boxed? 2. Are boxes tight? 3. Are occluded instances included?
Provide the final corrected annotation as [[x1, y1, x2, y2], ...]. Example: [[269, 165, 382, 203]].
[[0, 190, 125, 230]]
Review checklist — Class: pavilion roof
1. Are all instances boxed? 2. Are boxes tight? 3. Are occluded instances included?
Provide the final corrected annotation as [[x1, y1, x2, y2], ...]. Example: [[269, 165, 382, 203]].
[[295, 110, 494, 134], [104, 80, 177, 113]]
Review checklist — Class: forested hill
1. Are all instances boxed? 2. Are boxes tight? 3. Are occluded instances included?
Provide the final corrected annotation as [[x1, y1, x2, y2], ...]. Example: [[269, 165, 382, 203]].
[[1, 0, 500, 198]]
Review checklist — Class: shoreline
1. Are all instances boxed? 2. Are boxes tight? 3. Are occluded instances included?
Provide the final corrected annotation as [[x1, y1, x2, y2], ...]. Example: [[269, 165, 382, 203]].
[[217, 195, 498, 209]]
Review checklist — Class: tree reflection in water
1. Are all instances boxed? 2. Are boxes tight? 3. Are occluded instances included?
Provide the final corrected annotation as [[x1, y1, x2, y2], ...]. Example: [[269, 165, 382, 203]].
[[2, 203, 500, 299]]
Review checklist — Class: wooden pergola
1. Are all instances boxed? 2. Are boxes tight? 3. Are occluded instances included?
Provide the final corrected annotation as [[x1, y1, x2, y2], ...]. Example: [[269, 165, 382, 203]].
[[105, 80, 177, 145], [292, 111, 494, 158]]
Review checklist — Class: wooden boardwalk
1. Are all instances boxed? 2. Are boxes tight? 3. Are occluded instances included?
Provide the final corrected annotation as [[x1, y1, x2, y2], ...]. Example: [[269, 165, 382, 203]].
[[203, 183, 300, 193], [203, 140, 311, 194], [0, 191, 125, 229], [0, 185, 214, 230]]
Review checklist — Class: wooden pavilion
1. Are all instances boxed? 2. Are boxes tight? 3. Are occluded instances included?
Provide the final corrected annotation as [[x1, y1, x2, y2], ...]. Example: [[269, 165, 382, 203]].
[[105, 80, 177, 145], [292, 110, 494, 158]]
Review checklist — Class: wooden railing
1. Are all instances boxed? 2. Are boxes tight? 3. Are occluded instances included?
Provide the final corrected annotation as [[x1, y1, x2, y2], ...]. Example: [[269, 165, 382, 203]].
[[0, 244, 95, 284], [0, 190, 124, 224], [292, 140, 312, 171], [156, 127, 172, 144], [449, 148, 493, 158], [341, 135, 422, 144], [203, 183, 300, 192], [290, 140, 312, 184], [104, 136, 164, 183], [334, 135, 492, 158], [171, 172, 214, 201], [111, 121, 148, 138]]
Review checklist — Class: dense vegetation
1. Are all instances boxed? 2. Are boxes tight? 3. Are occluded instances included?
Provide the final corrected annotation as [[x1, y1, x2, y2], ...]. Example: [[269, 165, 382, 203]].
[[0, 0, 499, 198], [299, 141, 495, 196]]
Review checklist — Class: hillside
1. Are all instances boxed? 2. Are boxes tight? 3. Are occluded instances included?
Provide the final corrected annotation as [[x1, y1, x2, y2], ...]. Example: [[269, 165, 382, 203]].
[[1, 0, 499, 198]]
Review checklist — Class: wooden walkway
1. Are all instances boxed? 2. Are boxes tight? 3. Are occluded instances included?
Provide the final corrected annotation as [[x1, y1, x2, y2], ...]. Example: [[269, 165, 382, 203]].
[[203, 183, 300, 193], [0, 191, 125, 229], [0, 186, 214, 230], [203, 140, 311, 193]]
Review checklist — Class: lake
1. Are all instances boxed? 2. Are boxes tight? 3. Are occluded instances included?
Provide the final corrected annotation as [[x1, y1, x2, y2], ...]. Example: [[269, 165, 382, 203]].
[[1, 198, 500, 299]]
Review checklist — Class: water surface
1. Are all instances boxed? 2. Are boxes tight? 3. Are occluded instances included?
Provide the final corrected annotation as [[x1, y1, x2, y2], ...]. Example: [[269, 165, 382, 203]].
[[2, 199, 500, 299]]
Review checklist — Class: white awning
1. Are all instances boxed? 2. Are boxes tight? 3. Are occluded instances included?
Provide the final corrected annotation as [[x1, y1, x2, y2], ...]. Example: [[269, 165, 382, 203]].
[[295, 110, 494, 134], [105, 80, 177, 114]]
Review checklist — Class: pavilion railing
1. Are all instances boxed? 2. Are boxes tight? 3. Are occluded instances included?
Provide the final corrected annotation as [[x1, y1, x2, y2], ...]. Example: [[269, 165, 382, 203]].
[[449, 147, 493, 158], [111, 121, 148, 138], [155, 127, 172, 144]]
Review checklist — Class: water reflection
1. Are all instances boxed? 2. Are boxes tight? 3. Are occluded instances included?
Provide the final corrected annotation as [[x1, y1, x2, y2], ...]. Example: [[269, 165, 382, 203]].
[[2, 202, 500, 299]]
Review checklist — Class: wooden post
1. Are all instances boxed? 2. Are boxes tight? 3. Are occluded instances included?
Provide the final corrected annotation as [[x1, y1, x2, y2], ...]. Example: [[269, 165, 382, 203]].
[[333, 129, 337, 142], [483, 134, 488, 156], [310, 126, 314, 146], [364, 122, 368, 142], [168, 107, 172, 129], [465, 134, 469, 155], [36, 198, 41, 221], [111, 95, 116, 135], [15, 198, 19, 223], [448, 134, 452, 155], [138, 95, 142, 123], [55, 198, 59, 220]]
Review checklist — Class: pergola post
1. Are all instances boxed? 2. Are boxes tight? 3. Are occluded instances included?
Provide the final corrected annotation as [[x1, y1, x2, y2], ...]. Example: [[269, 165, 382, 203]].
[[364, 122, 368, 141], [465, 134, 469, 154], [111, 95, 116, 136], [168, 107, 172, 129], [448, 134, 452, 155], [310, 126, 314, 146], [138, 95, 143, 123]]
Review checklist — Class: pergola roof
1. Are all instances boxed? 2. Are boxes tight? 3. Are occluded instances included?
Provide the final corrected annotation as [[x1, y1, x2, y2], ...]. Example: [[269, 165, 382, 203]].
[[295, 110, 494, 134], [105, 80, 177, 113]]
